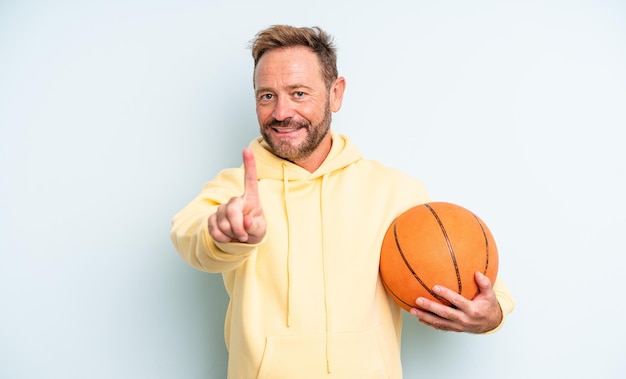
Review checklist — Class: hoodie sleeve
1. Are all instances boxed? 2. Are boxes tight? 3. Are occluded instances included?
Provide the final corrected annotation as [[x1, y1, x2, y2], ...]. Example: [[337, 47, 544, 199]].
[[483, 277, 515, 334], [170, 167, 262, 273]]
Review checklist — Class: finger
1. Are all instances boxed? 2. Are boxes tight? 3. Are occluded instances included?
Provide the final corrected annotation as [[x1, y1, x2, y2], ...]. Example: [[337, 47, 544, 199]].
[[210, 200, 248, 242], [222, 197, 249, 242], [410, 306, 461, 332], [208, 212, 233, 243], [429, 285, 469, 311], [475, 271, 494, 293], [242, 148, 260, 206], [243, 213, 256, 231]]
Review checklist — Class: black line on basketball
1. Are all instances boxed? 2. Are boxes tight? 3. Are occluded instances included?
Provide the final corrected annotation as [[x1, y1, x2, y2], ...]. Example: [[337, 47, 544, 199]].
[[393, 221, 447, 304], [424, 203, 462, 294], [381, 277, 414, 309], [471, 212, 490, 275]]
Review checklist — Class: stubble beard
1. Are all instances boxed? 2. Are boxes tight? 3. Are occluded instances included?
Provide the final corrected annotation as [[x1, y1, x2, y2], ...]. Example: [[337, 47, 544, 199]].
[[261, 103, 332, 163]]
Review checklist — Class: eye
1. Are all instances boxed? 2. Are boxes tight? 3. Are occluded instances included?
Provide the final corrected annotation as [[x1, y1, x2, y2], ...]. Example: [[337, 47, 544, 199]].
[[294, 91, 305, 98], [258, 93, 274, 103]]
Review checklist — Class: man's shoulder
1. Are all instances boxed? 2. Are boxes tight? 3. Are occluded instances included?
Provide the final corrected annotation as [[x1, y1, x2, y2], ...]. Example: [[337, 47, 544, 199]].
[[201, 166, 245, 191], [351, 157, 416, 179]]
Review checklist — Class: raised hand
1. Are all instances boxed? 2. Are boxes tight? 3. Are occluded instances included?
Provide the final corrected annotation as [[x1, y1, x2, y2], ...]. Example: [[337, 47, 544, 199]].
[[208, 148, 266, 244]]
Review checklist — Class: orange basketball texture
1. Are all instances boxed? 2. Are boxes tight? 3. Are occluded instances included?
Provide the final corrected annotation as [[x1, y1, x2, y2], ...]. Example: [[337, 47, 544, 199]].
[[379, 202, 498, 312]]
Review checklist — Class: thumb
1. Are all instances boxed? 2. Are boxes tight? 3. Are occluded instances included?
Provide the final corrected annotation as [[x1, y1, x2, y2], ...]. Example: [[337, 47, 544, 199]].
[[475, 272, 494, 294]]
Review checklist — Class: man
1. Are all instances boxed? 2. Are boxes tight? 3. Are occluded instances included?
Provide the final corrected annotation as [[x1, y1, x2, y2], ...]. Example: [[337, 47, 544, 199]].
[[171, 25, 514, 378]]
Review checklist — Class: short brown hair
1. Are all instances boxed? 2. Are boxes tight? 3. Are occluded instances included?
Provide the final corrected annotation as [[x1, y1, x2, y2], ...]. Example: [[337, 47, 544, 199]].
[[250, 25, 338, 90]]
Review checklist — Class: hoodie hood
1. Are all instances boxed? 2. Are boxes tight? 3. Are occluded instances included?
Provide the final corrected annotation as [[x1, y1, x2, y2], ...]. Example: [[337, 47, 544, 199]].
[[249, 132, 362, 180]]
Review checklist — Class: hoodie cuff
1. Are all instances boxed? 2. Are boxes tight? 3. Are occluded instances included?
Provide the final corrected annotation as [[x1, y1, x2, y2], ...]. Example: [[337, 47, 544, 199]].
[[214, 234, 267, 256], [482, 278, 515, 334], [201, 221, 267, 258]]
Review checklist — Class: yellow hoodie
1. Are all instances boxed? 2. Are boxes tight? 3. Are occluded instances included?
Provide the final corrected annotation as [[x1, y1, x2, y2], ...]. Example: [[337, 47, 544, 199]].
[[171, 133, 514, 378]]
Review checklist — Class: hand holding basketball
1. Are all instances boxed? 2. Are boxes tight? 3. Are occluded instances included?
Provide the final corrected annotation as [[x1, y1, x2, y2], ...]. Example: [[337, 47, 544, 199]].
[[410, 271, 503, 333], [208, 148, 266, 244], [379, 201, 502, 333]]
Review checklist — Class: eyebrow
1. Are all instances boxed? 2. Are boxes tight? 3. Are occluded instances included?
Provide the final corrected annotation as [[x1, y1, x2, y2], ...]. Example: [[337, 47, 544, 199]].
[[255, 84, 315, 97]]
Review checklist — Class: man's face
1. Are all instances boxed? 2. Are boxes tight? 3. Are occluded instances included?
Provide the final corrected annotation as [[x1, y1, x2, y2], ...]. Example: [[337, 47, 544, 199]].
[[254, 46, 337, 166]]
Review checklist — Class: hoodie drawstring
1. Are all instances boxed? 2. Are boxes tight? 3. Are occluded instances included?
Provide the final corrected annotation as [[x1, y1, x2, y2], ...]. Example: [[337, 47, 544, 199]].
[[282, 164, 293, 327], [320, 173, 332, 373], [282, 166, 333, 373]]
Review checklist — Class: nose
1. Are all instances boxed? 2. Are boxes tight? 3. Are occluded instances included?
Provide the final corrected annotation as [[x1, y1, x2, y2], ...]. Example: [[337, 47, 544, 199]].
[[272, 96, 295, 121]]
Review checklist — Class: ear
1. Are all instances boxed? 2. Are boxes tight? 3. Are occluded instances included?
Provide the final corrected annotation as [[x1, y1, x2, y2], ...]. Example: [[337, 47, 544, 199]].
[[329, 76, 346, 112]]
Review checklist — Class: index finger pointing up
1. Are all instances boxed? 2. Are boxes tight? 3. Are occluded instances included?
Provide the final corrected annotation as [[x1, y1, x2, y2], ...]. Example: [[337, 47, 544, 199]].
[[242, 148, 259, 202]]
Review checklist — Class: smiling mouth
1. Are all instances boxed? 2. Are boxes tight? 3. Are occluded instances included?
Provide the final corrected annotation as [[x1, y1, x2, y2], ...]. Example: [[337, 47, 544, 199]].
[[272, 126, 302, 133], [266, 118, 309, 134]]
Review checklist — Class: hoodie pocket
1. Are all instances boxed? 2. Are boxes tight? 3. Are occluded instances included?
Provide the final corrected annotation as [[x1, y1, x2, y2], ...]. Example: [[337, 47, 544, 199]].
[[257, 327, 392, 379]]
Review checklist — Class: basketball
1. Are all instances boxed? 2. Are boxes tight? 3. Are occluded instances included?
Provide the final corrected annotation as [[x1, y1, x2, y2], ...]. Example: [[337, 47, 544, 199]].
[[379, 202, 498, 312]]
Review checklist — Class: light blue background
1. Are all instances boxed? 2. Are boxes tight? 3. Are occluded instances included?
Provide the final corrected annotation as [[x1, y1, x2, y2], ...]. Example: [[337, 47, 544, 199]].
[[1, 0, 625, 378]]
